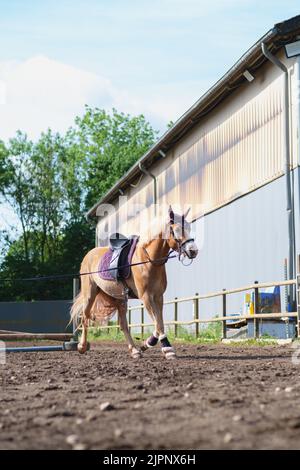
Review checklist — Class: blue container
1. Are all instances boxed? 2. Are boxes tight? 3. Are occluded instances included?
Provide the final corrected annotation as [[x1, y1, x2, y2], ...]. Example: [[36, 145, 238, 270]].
[[247, 319, 296, 339]]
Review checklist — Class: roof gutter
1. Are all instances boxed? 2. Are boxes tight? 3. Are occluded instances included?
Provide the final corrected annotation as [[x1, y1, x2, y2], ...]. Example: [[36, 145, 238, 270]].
[[261, 42, 295, 304]]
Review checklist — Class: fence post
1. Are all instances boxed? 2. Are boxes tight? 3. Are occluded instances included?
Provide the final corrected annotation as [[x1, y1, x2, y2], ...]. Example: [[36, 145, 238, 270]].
[[254, 280, 260, 339], [297, 255, 300, 338], [174, 297, 178, 337], [194, 293, 199, 338], [141, 306, 144, 339], [222, 289, 227, 339], [72, 277, 80, 338], [128, 309, 131, 335]]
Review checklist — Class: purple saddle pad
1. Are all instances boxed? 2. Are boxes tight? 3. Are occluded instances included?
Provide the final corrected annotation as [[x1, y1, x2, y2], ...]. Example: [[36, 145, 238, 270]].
[[98, 237, 138, 281]]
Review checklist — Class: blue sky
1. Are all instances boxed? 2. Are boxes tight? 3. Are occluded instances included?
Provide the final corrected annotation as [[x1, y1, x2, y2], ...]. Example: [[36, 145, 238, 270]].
[[0, 0, 300, 142]]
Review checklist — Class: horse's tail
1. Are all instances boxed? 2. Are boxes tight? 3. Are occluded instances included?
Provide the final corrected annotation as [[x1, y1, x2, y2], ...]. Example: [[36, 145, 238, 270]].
[[70, 291, 83, 329]]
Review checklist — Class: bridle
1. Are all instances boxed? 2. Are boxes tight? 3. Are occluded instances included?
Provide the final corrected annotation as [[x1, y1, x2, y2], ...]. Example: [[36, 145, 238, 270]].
[[142, 210, 195, 266], [168, 222, 195, 260]]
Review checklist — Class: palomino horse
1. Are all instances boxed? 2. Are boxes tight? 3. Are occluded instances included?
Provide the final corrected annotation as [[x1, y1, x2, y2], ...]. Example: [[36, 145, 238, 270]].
[[70, 206, 198, 359]]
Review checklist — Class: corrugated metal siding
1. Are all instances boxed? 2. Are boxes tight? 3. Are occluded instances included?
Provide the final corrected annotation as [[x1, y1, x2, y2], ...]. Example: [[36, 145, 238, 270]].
[[97, 180, 155, 242], [157, 75, 284, 219], [157, 173, 290, 322], [97, 73, 285, 242], [96, 55, 300, 243], [117, 181, 154, 235], [126, 173, 295, 326]]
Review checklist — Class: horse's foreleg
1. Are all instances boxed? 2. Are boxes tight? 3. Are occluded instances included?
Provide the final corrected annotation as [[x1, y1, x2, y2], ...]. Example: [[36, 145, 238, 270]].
[[118, 305, 141, 359], [142, 294, 176, 359], [158, 332, 176, 359], [155, 294, 176, 360], [140, 295, 159, 351]]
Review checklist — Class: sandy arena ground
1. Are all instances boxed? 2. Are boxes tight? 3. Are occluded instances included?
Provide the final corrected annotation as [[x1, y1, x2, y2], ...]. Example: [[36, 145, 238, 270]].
[[1, 341, 300, 449]]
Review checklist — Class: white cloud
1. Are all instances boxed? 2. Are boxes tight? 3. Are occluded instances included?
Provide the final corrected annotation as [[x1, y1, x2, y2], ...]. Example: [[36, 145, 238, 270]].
[[0, 55, 208, 141], [0, 55, 117, 141], [0, 54, 211, 234]]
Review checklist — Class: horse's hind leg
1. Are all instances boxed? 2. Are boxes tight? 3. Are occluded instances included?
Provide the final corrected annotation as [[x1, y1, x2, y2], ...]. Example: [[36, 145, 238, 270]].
[[78, 276, 98, 354], [118, 303, 141, 359]]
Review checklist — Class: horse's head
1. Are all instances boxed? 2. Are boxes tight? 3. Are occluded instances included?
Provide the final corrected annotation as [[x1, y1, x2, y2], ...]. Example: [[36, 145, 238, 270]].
[[166, 206, 198, 259]]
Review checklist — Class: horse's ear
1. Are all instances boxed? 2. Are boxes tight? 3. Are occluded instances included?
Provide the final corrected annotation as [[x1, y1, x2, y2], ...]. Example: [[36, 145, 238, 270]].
[[168, 205, 174, 224], [184, 207, 191, 218]]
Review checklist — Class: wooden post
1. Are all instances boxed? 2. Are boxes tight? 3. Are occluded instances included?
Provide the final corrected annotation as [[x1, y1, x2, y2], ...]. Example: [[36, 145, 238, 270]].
[[174, 297, 178, 337], [128, 309, 131, 335], [141, 306, 144, 338], [222, 289, 227, 339], [194, 294, 199, 338], [72, 277, 80, 338], [254, 280, 260, 339]]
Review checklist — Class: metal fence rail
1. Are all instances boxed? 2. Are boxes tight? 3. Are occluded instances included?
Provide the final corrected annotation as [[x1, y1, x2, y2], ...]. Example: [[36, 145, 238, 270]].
[[89, 277, 300, 340]]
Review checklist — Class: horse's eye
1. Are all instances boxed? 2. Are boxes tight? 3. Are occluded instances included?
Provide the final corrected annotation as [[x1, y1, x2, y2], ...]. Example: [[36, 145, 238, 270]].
[[174, 225, 184, 237]]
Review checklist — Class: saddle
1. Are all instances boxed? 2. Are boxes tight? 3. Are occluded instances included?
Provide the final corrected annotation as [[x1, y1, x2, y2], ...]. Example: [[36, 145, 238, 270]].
[[109, 233, 130, 251], [99, 233, 139, 282]]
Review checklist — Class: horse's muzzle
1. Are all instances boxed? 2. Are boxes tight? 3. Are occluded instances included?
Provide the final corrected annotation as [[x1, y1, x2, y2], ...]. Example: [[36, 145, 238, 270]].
[[185, 248, 198, 259]]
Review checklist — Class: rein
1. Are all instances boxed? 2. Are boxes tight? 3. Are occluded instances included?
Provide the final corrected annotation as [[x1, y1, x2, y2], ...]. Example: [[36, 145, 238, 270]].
[[0, 215, 195, 284], [0, 253, 178, 283], [142, 246, 173, 266]]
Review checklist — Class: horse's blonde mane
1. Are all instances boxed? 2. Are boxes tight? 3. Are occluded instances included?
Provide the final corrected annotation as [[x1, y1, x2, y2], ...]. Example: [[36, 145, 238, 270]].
[[138, 212, 185, 246], [139, 214, 168, 246]]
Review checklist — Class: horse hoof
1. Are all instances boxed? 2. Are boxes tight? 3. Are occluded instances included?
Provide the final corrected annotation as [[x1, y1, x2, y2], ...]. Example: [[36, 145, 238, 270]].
[[162, 347, 176, 360], [165, 352, 176, 360], [77, 344, 87, 354], [131, 349, 142, 359]]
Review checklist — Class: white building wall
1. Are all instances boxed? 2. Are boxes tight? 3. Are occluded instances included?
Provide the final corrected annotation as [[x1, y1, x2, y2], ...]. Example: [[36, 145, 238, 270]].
[[161, 173, 290, 324], [95, 50, 300, 327], [97, 50, 298, 240]]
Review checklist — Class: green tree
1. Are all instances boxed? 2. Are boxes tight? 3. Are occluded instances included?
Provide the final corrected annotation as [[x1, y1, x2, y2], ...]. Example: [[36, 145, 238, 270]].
[[0, 107, 157, 301], [2, 131, 65, 263], [0, 140, 11, 190], [73, 106, 158, 209], [3, 132, 35, 262]]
